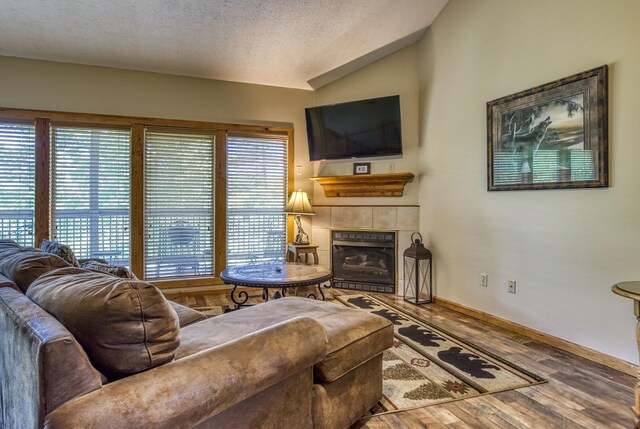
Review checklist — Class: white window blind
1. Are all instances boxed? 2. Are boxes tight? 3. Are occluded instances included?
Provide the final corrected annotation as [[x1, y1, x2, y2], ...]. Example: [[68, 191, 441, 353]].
[[144, 129, 214, 279], [51, 126, 130, 265], [0, 122, 35, 246], [226, 134, 287, 266]]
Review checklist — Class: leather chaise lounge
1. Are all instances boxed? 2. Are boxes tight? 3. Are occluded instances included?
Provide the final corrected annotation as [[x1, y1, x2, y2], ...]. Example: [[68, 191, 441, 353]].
[[0, 240, 393, 428]]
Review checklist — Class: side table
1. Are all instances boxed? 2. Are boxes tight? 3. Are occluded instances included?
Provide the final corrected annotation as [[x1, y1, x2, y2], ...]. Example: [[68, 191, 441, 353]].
[[612, 281, 640, 428], [287, 243, 319, 265]]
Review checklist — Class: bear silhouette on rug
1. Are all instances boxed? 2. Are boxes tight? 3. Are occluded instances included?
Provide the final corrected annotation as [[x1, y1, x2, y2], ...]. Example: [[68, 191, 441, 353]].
[[372, 308, 406, 325], [398, 324, 446, 346], [346, 296, 377, 309], [437, 347, 500, 379]]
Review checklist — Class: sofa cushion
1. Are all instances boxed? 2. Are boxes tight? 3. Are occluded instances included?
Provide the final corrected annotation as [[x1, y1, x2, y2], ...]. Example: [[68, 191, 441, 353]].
[[312, 354, 383, 429], [0, 248, 70, 293], [177, 297, 393, 382], [27, 267, 180, 379], [169, 301, 207, 327], [41, 239, 80, 267]]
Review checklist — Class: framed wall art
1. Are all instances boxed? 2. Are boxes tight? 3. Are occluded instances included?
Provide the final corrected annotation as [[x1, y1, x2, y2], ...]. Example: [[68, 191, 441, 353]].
[[487, 65, 608, 191]]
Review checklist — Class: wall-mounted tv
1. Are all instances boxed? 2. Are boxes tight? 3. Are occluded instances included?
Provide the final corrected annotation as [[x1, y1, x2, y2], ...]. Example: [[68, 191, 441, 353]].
[[305, 95, 402, 161]]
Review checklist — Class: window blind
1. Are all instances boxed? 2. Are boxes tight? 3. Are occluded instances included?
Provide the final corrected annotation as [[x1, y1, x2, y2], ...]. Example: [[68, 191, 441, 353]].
[[0, 122, 35, 246], [51, 126, 130, 265], [226, 134, 287, 266], [144, 129, 214, 279]]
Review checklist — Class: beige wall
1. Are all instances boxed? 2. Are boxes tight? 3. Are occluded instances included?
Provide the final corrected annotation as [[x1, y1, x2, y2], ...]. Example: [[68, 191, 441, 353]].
[[0, 55, 315, 192], [418, 0, 640, 362], [311, 45, 421, 206]]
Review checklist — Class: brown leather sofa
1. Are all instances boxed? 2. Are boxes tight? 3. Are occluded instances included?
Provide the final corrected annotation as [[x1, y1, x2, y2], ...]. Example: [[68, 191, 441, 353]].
[[0, 240, 393, 429]]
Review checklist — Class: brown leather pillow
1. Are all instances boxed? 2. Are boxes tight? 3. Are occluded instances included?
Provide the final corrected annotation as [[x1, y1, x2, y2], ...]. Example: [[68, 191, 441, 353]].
[[27, 267, 180, 379], [0, 249, 70, 293]]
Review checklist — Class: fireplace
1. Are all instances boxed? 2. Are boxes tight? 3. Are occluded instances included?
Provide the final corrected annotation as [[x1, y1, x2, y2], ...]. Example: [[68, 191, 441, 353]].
[[331, 230, 396, 294]]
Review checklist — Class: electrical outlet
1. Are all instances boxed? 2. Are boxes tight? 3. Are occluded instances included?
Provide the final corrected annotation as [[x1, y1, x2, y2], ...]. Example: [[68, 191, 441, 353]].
[[508, 280, 516, 294], [296, 165, 302, 175], [388, 162, 395, 172], [480, 273, 488, 287]]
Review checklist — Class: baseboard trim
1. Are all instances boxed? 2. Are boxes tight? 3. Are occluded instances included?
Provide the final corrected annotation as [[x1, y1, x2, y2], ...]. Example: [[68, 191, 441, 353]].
[[434, 296, 637, 377]]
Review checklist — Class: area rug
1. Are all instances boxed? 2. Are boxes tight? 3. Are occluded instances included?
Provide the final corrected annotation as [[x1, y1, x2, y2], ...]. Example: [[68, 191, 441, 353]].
[[335, 294, 546, 414]]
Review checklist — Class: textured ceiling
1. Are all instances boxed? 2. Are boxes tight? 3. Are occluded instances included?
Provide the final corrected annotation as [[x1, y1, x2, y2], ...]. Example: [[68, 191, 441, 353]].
[[0, 0, 448, 90]]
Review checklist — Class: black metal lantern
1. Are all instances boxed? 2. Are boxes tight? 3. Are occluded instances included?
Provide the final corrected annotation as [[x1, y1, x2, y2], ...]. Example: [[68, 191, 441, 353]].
[[403, 232, 432, 305]]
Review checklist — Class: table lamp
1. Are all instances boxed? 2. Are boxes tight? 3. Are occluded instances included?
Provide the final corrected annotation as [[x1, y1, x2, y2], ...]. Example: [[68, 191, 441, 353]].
[[284, 190, 315, 245]]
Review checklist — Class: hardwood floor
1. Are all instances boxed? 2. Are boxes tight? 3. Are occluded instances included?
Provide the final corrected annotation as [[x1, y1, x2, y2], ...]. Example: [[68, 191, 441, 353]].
[[172, 290, 637, 429]]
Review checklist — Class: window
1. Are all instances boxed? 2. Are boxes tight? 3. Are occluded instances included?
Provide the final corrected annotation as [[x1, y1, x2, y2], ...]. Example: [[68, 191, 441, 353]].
[[226, 134, 288, 266], [144, 129, 214, 279], [51, 126, 131, 265], [0, 107, 293, 286], [0, 122, 35, 246]]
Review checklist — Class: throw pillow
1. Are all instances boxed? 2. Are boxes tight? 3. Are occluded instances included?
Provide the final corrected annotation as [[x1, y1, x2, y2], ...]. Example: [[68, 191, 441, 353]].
[[0, 249, 70, 293], [27, 267, 180, 379], [40, 240, 80, 267], [80, 260, 137, 279]]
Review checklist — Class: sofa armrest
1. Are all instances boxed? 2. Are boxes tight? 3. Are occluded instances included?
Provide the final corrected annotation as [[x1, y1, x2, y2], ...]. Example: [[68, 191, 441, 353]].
[[45, 316, 328, 429]]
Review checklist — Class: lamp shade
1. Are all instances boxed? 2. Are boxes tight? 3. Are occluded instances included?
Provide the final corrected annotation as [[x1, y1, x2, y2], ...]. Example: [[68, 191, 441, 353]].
[[284, 190, 315, 215]]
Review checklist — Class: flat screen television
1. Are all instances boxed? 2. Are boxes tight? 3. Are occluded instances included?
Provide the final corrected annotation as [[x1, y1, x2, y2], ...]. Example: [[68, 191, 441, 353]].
[[305, 95, 402, 161]]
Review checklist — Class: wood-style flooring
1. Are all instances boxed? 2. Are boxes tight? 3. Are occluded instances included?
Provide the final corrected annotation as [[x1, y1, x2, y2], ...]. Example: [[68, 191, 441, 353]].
[[171, 290, 636, 429]]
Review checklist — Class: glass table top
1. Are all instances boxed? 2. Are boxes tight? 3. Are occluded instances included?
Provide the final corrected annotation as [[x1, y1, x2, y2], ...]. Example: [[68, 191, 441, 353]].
[[612, 281, 640, 299], [221, 262, 331, 286]]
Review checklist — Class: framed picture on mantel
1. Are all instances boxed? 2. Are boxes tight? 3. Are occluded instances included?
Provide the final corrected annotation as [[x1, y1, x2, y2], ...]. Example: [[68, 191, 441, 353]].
[[487, 65, 608, 191], [353, 162, 371, 175]]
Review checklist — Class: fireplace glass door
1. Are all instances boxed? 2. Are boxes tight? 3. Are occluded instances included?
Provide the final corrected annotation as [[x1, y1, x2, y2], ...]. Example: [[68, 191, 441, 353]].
[[331, 230, 396, 294]]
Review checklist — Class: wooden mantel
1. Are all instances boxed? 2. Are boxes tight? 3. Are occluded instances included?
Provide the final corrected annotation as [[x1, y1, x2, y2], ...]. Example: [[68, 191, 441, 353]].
[[310, 172, 414, 197]]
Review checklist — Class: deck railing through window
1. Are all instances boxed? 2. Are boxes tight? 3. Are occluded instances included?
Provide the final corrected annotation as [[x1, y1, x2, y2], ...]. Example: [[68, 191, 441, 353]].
[[51, 125, 131, 266], [144, 209, 214, 278], [226, 135, 288, 266], [52, 209, 130, 265], [144, 129, 215, 279], [0, 122, 36, 247]]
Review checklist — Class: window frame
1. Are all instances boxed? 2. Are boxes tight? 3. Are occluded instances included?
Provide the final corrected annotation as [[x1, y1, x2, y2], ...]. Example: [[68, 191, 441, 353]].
[[0, 108, 294, 289]]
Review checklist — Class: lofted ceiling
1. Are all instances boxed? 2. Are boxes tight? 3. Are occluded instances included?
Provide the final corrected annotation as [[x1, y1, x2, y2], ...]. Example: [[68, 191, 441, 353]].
[[0, 0, 448, 90]]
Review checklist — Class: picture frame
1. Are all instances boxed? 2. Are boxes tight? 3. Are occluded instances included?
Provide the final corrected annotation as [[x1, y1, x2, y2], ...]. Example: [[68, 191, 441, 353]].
[[353, 162, 371, 175], [487, 65, 608, 191]]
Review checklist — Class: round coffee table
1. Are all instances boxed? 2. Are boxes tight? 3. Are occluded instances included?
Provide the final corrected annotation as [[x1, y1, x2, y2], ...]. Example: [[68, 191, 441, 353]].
[[220, 262, 332, 310]]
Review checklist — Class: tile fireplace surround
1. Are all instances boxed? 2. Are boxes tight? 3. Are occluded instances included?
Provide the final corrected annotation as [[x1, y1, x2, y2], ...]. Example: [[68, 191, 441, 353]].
[[311, 205, 419, 294]]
